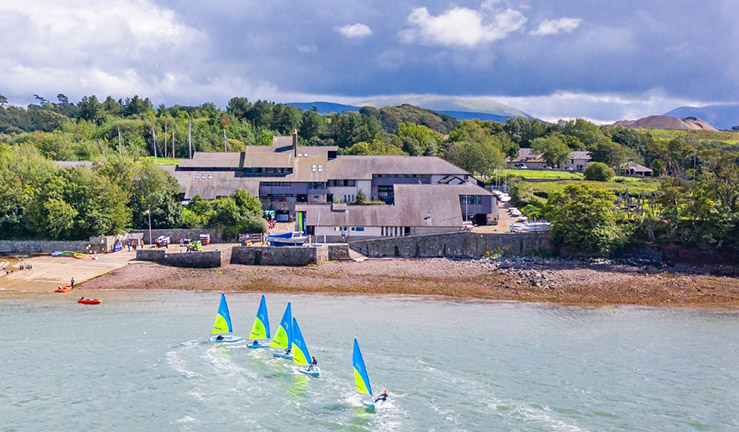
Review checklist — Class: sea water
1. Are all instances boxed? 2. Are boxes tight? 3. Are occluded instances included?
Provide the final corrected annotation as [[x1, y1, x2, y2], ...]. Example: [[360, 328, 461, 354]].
[[0, 291, 737, 431]]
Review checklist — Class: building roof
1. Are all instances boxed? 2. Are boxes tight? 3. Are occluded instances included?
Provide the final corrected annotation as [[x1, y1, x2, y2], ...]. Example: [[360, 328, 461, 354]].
[[327, 156, 469, 180], [510, 148, 591, 163], [297, 182, 491, 228], [163, 166, 260, 199], [54, 161, 94, 169], [623, 161, 653, 173], [178, 152, 242, 169]]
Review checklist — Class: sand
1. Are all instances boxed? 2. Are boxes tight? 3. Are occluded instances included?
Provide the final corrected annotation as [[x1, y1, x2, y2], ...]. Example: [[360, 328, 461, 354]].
[[78, 258, 739, 309]]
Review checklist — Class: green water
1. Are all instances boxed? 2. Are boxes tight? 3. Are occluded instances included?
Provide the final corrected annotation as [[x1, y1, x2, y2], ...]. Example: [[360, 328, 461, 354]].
[[0, 292, 737, 431]]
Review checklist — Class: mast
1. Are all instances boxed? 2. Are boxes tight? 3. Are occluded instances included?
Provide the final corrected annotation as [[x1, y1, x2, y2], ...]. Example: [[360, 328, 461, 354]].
[[117, 126, 122, 156], [152, 126, 158, 164], [223, 129, 227, 152], [164, 119, 168, 159], [172, 131, 175, 159], [188, 118, 192, 159]]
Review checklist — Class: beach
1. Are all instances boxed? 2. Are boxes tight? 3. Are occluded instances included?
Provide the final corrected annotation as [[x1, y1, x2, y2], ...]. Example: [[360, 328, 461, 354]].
[[76, 256, 739, 309]]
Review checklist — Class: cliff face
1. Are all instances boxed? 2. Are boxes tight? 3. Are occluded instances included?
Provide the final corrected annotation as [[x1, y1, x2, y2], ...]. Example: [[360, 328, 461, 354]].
[[613, 115, 717, 131]]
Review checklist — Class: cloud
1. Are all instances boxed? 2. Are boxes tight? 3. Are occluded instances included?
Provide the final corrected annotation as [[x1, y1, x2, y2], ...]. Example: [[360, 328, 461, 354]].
[[336, 23, 373, 39], [529, 17, 582, 36], [400, 3, 526, 47]]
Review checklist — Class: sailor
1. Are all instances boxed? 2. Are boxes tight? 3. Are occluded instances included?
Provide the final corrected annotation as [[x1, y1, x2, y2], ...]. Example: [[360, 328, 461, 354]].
[[216, 335, 224, 341], [374, 390, 389, 403], [307, 356, 318, 371], [252, 340, 259, 346], [284, 348, 291, 355]]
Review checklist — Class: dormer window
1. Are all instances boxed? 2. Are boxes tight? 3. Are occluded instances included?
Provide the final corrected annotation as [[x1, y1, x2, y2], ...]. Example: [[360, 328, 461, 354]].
[[318, 165, 323, 172], [311, 165, 317, 172]]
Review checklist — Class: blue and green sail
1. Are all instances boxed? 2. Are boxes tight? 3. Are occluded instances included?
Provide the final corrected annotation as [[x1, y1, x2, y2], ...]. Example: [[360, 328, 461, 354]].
[[291, 317, 311, 366], [211, 293, 233, 334], [249, 294, 270, 340], [270, 302, 292, 349], [353, 338, 373, 396]]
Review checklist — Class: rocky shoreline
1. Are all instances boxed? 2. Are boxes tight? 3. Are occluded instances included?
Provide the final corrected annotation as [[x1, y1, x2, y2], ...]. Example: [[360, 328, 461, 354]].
[[78, 256, 739, 309]]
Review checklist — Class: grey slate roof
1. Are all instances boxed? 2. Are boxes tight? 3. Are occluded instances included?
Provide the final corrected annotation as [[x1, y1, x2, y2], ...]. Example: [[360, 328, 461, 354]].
[[164, 167, 260, 199], [178, 152, 241, 169], [327, 156, 469, 180], [297, 183, 491, 228]]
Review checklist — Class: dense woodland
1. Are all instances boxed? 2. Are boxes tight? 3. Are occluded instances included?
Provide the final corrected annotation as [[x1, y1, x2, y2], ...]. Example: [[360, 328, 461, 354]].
[[0, 93, 737, 258]]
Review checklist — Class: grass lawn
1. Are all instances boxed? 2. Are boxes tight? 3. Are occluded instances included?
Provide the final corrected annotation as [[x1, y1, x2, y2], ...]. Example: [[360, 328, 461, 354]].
[[522, 178, 663, 198], [496, 169, 583, 180], [144, 156, 180, 165], [645, 129, 739, 145]]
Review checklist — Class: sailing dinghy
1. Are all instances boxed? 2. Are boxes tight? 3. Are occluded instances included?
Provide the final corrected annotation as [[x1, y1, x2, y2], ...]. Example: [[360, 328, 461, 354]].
[[209, 293, 244, 343], [247, 294, 271, 349], [292, 318, 319, 377], [271, 302, 293, 359], [353, 338, 379, 409]]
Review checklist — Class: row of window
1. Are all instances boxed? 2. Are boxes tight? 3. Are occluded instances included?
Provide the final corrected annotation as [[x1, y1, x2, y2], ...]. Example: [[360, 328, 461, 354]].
[[243, 167, 293, 174], [310, 164, 324, 172], [327, 179, 357, 187], [333, 227, 365, 232], [459, 195, 482, 205], [342, 194, 355, 202], [262, 181, 291, 187], [372, 174, 430, 178], [195, 173, 213, 180], [381, 226, 403, 237]]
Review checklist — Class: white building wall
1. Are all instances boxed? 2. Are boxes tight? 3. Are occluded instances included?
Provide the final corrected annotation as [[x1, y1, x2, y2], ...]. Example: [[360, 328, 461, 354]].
[[357, 180, 372, 199], [327, 186, 358, 202]]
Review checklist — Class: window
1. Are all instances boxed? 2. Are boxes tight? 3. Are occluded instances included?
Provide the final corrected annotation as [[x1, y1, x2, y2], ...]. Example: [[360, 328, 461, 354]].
[[195, 173, 201, 179], [311, 165, 317, 172], [318, 165, 323, 172], [208, 173, 213, 179], [351, 227, 365, 232], [460, 195, 481, 205]]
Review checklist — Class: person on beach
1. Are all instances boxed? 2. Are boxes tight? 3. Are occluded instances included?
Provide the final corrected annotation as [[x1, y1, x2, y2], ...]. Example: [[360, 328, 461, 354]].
[[374, 390, 389, 403], [71, 278, 75, 289]]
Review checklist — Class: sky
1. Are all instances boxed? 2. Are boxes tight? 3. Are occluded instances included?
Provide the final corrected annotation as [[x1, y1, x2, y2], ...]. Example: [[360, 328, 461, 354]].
[[1, 0, 738, 122]]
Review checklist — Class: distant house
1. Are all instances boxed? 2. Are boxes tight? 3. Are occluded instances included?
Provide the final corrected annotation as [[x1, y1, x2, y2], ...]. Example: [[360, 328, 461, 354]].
[[506, 149, 591, 171], [621, 161, 653, 177], [296, 183, 497, 242]]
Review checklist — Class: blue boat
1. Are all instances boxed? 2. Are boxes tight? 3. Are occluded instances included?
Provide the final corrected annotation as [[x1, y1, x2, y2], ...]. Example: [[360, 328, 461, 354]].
[[271, 302, 294, 359], [247, 294, 271, 349], [267, 231, 307, 247]]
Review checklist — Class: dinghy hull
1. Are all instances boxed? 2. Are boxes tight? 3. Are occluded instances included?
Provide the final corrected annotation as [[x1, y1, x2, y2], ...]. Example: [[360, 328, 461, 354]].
[[299, 367, 320, 377], [210, 335, 245, 343]]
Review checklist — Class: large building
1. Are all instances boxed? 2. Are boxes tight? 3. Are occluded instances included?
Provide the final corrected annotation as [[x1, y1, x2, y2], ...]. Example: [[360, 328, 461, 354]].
[[163, 132, 496, 227], [507, 148, 592, 171]]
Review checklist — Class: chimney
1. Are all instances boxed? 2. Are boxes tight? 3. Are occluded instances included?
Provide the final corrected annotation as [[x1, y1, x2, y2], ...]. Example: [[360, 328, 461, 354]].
[[291, 129, 298, 157]]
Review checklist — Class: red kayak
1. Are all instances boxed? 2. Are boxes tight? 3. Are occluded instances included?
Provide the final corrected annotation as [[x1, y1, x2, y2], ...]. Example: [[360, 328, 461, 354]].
[[78, 298, 102, 305]]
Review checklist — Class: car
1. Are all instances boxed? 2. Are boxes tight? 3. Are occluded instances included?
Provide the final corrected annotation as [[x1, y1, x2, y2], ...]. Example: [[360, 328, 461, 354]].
[[462, 221, 475, 230], [517, 163, 528, 169]]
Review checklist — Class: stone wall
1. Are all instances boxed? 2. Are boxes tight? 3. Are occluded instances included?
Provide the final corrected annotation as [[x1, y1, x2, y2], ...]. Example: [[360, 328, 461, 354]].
[[0, 240, 92, 254], [231, 245, 328, 266], [134, 228, 224, 244], [135, 248, 224, 268], [349, 232, 552, 259], [327, 244, 352, 261]]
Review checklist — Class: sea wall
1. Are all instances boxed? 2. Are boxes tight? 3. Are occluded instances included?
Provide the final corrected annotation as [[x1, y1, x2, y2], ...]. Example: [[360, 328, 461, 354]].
[[135, 248, 226, 268], [0, 237, 115, 254], [349, 232, 552, 259], [327, 244, 352, 261], [134, 228, 224, 244], [231, 245, 329, 266]]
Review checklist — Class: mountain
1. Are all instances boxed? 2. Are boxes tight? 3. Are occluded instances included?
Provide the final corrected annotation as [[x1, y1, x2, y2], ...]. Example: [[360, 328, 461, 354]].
[[437, 110, 521, 123], [664, 105, 739, 130], [613, 115, 717, 131], [286, 101, 359, 114], [287, 101, 528, 123]]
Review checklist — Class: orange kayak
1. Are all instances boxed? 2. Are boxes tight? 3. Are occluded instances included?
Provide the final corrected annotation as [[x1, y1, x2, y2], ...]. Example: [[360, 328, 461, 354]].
[[78, 298, 101, 305], [55, 286, 73, 293]]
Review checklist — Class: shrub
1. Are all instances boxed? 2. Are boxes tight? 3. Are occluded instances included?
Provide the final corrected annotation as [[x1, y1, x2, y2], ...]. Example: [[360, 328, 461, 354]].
[[584, 162, 615, 181]]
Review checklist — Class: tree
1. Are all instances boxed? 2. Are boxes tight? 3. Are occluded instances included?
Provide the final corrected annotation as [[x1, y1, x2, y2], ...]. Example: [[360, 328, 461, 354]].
[[0, 94, 7, 107], [584, 162, 615, 181], [531, 135, 570, 167], [397, 122, 443, 156], [129, 161, 182, 229], [299, 110, 326, 142], [590, 139, 631, 168], [343, 139, 404, 155], [57, 94, 69, 104], [503, 117, 546, 147], [544, 184, 628, 254], [77, 95, 105, 124], [443, 139, 504, 176], [352, 189, 367, 205], [226, 97, 252, 119]]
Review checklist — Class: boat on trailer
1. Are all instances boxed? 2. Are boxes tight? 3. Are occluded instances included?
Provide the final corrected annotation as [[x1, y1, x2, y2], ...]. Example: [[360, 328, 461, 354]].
[[267, 231, 307, 247]]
